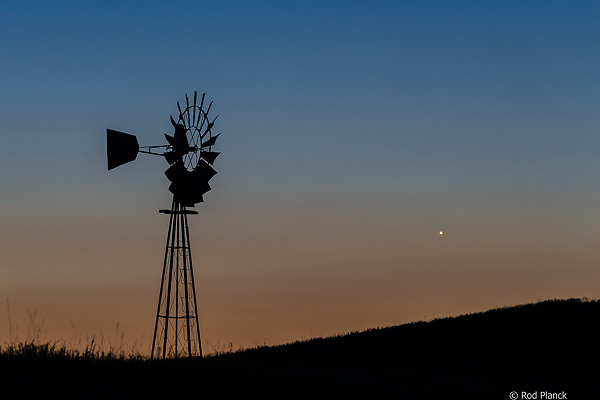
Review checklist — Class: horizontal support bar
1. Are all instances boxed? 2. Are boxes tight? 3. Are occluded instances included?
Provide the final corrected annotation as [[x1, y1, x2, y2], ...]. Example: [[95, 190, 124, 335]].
[[159, 209, 198, 215], [138, 149, 164, 156]]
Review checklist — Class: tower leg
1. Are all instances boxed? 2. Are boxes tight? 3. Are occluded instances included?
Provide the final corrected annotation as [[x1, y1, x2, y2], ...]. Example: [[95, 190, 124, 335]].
[[151, 200, 202, 359]]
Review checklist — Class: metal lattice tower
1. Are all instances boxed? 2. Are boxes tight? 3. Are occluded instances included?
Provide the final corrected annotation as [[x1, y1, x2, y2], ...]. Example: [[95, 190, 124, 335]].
[[151, 201, 202, 358]]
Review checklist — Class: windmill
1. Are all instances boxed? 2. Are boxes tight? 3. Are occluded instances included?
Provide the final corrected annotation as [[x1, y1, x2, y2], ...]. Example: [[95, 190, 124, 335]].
[[107, 92, 220, 359]]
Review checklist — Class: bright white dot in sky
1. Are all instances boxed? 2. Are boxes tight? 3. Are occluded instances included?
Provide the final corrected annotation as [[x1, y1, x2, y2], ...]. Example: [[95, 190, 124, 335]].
[[440, 231, 443, 235]]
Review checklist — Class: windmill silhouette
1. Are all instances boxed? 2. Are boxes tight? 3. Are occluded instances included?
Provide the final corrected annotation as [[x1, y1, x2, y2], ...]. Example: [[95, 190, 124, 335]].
[[107, 92, 220, 358]]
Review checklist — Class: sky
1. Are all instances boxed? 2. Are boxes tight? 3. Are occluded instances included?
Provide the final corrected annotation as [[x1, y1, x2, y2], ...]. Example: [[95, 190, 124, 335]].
[[1, 1, 600, 354]]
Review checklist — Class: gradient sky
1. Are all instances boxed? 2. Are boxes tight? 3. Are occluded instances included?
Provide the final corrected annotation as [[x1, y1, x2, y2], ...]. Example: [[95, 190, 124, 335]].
[[2, 1, 600, 354]]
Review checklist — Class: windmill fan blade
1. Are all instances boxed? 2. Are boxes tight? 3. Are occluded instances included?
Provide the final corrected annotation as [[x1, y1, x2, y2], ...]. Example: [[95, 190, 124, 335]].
[[186, 94, 190, 126], [192, 91, 197, 125], [200, 151, 220, 165], [177, 102, 184, 124], [197, 93, 206, 126], [164, 133, 176, 146], [163, 151, 180, 165], [201, 133, 220, 148], [164, 160, 187, 183], [170, 115, 186, 136], [107, 129, 139, 170], [194, 159, 217, 182]]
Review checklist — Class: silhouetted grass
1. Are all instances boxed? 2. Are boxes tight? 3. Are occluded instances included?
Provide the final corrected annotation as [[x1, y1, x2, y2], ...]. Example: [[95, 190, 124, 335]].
[[2, 298, 599, 399]]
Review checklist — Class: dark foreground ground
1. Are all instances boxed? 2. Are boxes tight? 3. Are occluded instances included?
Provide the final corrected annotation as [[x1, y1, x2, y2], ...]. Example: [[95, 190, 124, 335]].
[[1, 298, 599, 399]]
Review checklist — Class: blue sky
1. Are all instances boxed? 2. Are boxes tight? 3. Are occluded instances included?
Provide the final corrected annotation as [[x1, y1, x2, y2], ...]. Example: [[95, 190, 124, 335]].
[[1, 1, 600, 351]]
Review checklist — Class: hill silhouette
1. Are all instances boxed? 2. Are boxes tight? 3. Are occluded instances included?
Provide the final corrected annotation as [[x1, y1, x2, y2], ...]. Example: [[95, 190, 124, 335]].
[[2, 298, 598, 399]]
